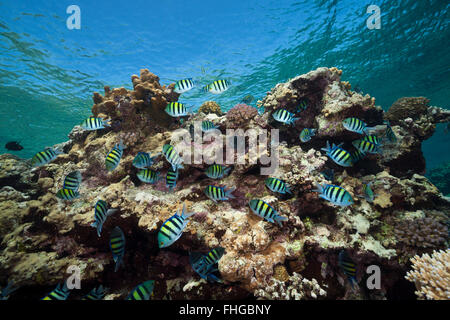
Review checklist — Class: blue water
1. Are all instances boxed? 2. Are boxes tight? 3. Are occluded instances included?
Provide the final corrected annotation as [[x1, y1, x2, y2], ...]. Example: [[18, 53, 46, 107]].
[[0, 0, 449, 170]]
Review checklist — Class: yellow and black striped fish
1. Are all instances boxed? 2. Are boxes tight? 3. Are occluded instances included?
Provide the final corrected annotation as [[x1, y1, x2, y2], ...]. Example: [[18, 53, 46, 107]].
[[321, 141, 353, 167], [248, 199, 288, 227], [62, 171, 81, 191], [166, 168, 178, 190], [174, 78, 195, 94], [162, 144, 184, 171], [205, 164, 231, 179], [202, 247, 225, 266], [350, 148, 366, 163], [313, 183, 353, 206], [338, 250, 357, 288], [201, 120, 219, 132], [165, 102, 191, 117], [109, 226, 125, 272], [342, 117, 373, 135], [272, 108, 299, 125], [362, 135, 382, 145], [105, 141, 125, 171], [126, 280, 154, 300], [56, 188, 80, 201], [158, 203, 195, 248], [352, 139, 379, 154], [82, 285, 106, 300], [41, 282, 70, 300], [91, 200, 117, 237], [383, 121, 397, 143], [137, 168, 160, 184], [31, 147, 62, 167], [204, 185, 236, 202], [80, 116, 110, 131], [296, 99, 308, 112], [265, 177, 292, 194], [203, 79, 231, 94]]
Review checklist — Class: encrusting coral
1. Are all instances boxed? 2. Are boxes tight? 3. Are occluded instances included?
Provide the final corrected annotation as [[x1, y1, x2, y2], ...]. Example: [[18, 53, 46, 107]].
[[0, 67, 449, 300], [405, 249, 450, 300]]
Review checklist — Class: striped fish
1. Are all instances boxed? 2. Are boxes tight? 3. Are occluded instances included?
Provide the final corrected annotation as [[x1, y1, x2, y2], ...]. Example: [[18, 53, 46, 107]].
[[201, 120, 219, 132], [204, 185, 236, 202], [162, 144, 184, 171], [265, 177, 292, 194], [63, 171, 82, 191], [91, 200, 118, 237], [165, 102, 192, 117], [352, 139, 380, 154], [82, 286, 106, 300], [80, 116, 110, 131], [166, 169, 178, 191], [299, 128, 316, 142], [359, 182, 375, 203], [137, 168, 160, 184], [383, 121, 397, 143], [272, 109, 299, 125], [362, 135, 382, 145], [350, 148, 367, 163], [203, 80, 231, 94], [105, 141, 125, 171], [109, 226, 125, 272], [342, 117, 373, 134], [174, 78, 195, 94], [203, 247, 225, 266], [248, 199, 288, 227], [313, 183, 353, 207], [205, 164, 231, 179], [132, 152, 160, 169], [41, 282, 70, 300], [56, 188, 80, 201], [296, 99, 308, 112], [321, 141, 353, 167], [158, 203, 195, 248], [338, 250, 357, 288], [31, 147, 62, 167], [126, 280, 155, 300], [189, 252, 223, 283]]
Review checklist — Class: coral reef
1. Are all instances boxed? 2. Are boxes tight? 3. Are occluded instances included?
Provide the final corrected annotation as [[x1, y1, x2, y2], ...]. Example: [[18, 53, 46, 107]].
[[405, 249, 450, 300], [198, 101, 223, 116], [0, 67, 449, 300]]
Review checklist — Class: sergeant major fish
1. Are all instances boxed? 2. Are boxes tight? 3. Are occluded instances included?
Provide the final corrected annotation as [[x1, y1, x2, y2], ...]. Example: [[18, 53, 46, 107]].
[[105, 141, 126, 171], [126, 280, 155, 300], [82, 285, 106, 300], [91, 200, 118, 237], [42, 282, 70, 300], [56, 188, 80, 201], [299, 128, 316, 143], [165, 102, 193, 117], [204, 185, 236, 202], [205, 164, 231, 179], [158, 203, 195, 248], [313, 183, 354, 207], [265, 177, 292, 195], [132, 152, 160, 169], [272, 108, 299, 125], [166, 168, 178, 191], [352, 139, 380, 154], [189, 252, 223, 283], [174, 78, 195, 94], [137, 168, 160, 184], [162, 144, 184, 171], [201, 120, 219, 132], [62, 170, 82, 191], [342, 117, 374, 135], [338, 250, 358, 288], [321, 141, 353, 167], [109, 226, 125, 272], [248, 199, 288, 227], [203, 79, 231, 94], [31, 147, 62, 167], [80, 116, 110, 131]]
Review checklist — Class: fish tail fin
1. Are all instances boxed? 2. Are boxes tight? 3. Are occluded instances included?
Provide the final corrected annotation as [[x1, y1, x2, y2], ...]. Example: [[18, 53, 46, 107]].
[[118, 139, 126, 150], [180, 202, 195, 219], [320, 141, 331, 153], [290, 117, 300, 124], [223, 167, 231, 176], [312, 183, 324, 194], [114, 258, 123, 272], [102, 119, 111, 127], [285, 184, 293, 194], [311, 129, 317, 136], [225, 186, 236, 199], [364, 126, 376, 134], [106, 208, 118, 216], [275, 215, 289, 227]]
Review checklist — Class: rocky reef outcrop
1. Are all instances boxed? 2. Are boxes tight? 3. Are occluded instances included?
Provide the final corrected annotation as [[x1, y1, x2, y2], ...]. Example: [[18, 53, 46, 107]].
[[0, 67, 448, 300]]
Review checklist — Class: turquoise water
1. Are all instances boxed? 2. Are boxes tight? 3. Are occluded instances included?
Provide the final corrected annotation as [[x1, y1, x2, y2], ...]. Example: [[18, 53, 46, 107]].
[[0, 0, 449, 169]]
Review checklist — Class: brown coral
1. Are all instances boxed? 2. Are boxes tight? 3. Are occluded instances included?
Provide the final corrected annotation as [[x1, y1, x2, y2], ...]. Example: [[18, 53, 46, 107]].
[[198, 101, 223, 116], [395, 216, 448, 248]]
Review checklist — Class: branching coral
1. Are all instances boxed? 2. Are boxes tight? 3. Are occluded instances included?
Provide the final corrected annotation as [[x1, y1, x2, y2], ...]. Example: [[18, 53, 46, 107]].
[[254, 272, 327, 300], [395, 217, 448, 248], [405, 249, 450, 300]]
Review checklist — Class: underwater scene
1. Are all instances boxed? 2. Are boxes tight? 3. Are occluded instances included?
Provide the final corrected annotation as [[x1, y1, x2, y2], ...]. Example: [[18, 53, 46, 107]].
[[0, 0, 449, 303]]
